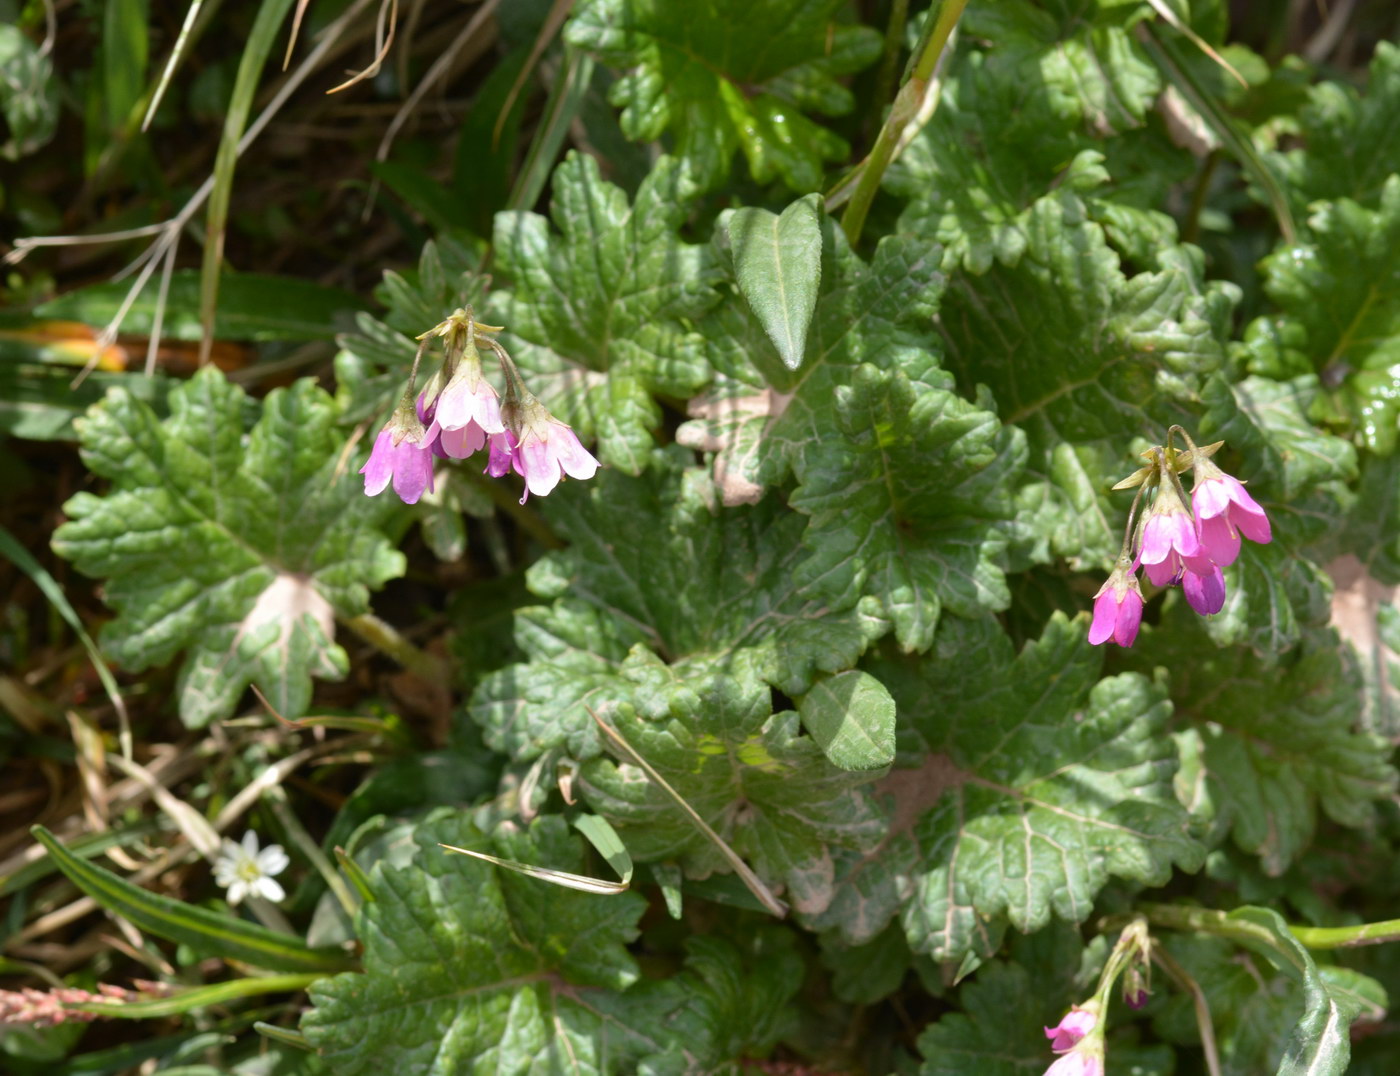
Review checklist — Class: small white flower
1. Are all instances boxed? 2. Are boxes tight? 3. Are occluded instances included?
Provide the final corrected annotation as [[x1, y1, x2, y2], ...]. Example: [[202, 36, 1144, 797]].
[[213, 831, 289, 905]]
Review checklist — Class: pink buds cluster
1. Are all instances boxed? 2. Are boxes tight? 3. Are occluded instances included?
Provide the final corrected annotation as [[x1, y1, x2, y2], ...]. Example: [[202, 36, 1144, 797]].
[[1089, 429, 1271, 648], [360, 309, 599, 506]]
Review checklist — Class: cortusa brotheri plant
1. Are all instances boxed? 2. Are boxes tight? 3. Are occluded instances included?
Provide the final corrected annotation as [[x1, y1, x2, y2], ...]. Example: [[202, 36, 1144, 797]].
[[1091, 427, 1272, 648], [4, 1, 1400, 1074]]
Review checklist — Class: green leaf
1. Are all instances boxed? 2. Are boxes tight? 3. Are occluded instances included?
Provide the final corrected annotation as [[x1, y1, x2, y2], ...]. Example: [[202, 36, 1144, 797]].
[[302, 812, 651, 1073], [487, 153, 722, 472], [1245, 176, 1400, 454], [1270, 40, 1400, 212], [889, 46, 1184, 273], [727, 195, 823, 371], [855, 614, 1204, 964], [789, 361, 1025, 651], [963, 0, 1160, 137], [0, 23, 59, 159], [798, 669, 896, 772], [31, 826, 355, 974], [679, 226, 946, 508], [579, 653, 886, 904], [917, 942, 1082, 1075], [471, 447, 887, 762], [303, 811, 801, 1073], [566, 0, 881, 191], [1139, 624, 1397, 874], [36, 271, 372, 342], [51, 367, 404, 726], [935, 193, 1236, 568]]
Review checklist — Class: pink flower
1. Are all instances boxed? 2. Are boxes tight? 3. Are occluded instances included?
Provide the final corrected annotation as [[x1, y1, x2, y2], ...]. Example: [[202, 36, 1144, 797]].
[[1139, 485, 1201, 587], [1088, 564, 1144, 648], [437, 420, 488, 460], [485, 430, 515, 477], [1043, 1005, 1104, 1076], [1192, 467, 1271, 567], [498, 394, 599, 502], [360, 404, 435, 505], [1045, 1007, 1098, 1053], [1045, 1050, 1104, 1076], [1182, 563, 1225, 615], [434, 366, 504, 440]]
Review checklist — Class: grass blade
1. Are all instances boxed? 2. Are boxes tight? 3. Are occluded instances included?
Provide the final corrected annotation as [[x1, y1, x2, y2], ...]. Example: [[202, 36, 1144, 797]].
[[0, 522, 131, 759], [66, 974, 323, 1019], [1138, 22, 1297, 244], [588, 708, 788, 918], [440, 812, 633, 895], [197, 0, 295, 366], [30, 825, 356, 973]]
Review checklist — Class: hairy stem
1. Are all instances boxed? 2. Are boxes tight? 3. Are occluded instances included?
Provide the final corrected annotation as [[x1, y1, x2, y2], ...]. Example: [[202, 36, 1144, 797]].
[[341, 613, 444, 682], [840, 0, 967, 246]]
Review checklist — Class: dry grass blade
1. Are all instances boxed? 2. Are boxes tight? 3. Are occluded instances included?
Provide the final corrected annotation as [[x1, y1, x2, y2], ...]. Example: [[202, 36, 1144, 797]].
[[374, 0, 502, 166], [326, 0, 398, 93], [284, 0, 313, 69], [1144, 0, 1247, 88], [439, 842, 629, 895], [493, 0, 572, 148], [143, 0, 211, 131], [587, 708, 788, 918]]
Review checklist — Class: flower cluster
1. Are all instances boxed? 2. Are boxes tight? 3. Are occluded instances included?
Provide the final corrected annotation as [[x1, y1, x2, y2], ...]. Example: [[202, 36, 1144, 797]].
[[1089, 428, 1271, 648], [360, 308, 599, 505]]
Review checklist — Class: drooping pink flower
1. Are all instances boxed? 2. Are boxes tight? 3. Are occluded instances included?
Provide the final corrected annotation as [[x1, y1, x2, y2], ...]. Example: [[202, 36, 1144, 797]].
[[1045, 1006, 1098, 1053], [1192, 464, 1271, 567], [1182, 563, 1226, 615], [498, 394, 599, 502], [1139, 483, 1201, 587], [1088, 563, 1144, 648], [360, 404, 435, 505]]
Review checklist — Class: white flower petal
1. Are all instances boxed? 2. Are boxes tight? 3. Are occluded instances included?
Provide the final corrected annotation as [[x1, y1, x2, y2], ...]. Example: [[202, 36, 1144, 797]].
[[256, 845, 289, 876], [241, 831, 261, 857], [227, 880, 248, 905], [253, 876, 285, 903]]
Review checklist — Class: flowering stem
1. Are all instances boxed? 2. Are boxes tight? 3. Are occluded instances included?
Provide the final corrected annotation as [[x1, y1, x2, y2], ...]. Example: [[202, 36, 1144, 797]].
[[1119, 470, 1154, 560], [341, 612, 445, 681], [1137, 902, 1400, 950], [1151, 946, 1223, 1076], [840, 0, 967, 246]]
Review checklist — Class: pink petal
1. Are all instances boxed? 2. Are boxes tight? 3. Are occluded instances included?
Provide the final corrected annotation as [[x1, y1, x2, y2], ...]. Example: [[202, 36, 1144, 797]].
[[1167, 512, 1201, 558], [551, 424, 600, 480], [1139, 516, 1173, 566], [1115, 589, 1143, 646], [439, 421, 487, 459], [1232, 501, 1272, 544], [519, 437, 561, 498], [359, 429, 395, 496], [485, 431, 515, 477], [1192, 476, 1232, 520], [1196, 513, 1241, 567], [1144, 554, 1182, 588], [391, 441, 435, 504], [1088, 590, 1119, 646], [1183, 564, 1226, 615]]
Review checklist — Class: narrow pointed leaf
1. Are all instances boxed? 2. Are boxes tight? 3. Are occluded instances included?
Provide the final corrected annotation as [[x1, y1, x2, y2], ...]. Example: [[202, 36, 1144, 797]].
[[728, 194, 823, 370], [31, 825, 356, 974]]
